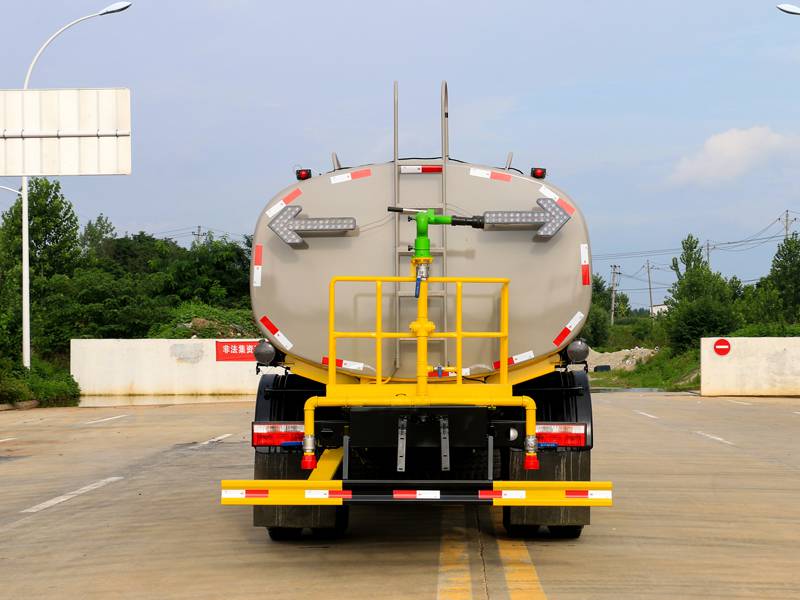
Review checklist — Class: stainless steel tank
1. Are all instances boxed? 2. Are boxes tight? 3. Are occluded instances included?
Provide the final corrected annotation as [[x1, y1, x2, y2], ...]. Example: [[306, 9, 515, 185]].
[[250, 85, 591, 380]]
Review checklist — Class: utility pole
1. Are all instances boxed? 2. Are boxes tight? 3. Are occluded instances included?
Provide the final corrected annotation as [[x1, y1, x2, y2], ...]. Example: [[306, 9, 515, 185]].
[[610, 264, 619, 325], [783, 209, 797, 239], [706, 241, 711, 268], [193, 225, 203, 244], [646, 259, 654, 317]]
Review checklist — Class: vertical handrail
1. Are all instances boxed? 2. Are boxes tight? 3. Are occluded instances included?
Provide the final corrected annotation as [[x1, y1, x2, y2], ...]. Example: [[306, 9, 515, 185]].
[[393, 81, 401, 370], [456, 282, 463, 385], [440, 80, 450, 365], [328, 280, 337, 386], [500, 282, 509, 384], [375, 280, 383, 384]]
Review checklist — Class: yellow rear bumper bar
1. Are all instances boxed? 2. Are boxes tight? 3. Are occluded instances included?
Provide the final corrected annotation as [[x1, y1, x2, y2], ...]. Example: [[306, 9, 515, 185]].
[[220, 479, 613, 508]]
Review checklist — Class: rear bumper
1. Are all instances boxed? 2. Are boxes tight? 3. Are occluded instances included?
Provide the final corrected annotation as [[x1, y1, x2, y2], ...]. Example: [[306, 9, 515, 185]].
[[221, 478, 612, 507]]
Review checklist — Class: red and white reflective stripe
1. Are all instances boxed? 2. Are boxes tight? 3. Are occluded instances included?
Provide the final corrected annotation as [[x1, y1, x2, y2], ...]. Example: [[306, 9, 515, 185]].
[[478, 489, 526, 500], [259, 315, 294, 350], [469, 167, 512, 182], [552, 311, 585, 346], [492, 349, 535, 370], [330, 168, 372, 184], [266, 188, 302, 218], [539, 184, 575, 216], [393, 490, 440, 500], [400, 165, 442, 174], [565, 489, 612, 500], [221, 489, 269, 499], [580, 243, 590, 286], [253, 244, 264, 288], [321, 356, 365, 371], [427, 367, 471, 378], [304, 489, 353, 499]]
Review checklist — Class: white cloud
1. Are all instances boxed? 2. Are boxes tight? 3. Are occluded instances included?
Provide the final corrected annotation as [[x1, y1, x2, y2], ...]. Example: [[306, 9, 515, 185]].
[[670, 126, 800, 186]]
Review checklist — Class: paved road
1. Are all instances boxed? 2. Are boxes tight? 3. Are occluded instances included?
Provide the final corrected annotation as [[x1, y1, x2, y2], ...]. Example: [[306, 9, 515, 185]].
[[1, 392, 798, 599]]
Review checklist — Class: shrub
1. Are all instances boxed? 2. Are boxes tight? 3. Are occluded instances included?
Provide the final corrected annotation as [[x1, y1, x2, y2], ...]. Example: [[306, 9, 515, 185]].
[[25, 358, 80, 407]]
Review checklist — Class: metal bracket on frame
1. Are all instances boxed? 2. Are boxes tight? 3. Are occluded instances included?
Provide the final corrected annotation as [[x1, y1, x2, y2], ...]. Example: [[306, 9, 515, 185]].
[[439, 416, 450, 472], [397, 416, 408, 473]]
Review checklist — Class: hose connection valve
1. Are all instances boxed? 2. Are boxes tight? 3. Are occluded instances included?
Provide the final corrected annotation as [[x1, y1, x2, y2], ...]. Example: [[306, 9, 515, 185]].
[[301, 434, 317, 470], [524, 434, 540, 470]]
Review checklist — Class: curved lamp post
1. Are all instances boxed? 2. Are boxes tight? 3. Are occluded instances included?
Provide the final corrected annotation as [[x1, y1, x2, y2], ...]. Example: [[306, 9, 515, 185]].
[[18, 1, 132, 368]]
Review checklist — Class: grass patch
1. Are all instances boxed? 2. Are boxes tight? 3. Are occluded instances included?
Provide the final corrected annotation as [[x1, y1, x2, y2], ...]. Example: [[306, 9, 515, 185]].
[[148, 301, 259, 339], [589, 348, 699, 392], [0, 357, 80, 406]]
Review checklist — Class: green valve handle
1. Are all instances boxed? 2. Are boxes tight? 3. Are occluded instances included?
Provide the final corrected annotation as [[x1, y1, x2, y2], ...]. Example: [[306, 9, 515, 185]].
[[387, 207, 484, 260]]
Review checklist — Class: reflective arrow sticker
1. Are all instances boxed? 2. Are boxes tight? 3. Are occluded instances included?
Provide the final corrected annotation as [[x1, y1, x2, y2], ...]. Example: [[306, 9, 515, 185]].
[[483, 197, 571, 240], [469, 167, 512, 182], [492, 349, 535, 370], [269, 205, 357, 246], [321, 356, 365, 371]]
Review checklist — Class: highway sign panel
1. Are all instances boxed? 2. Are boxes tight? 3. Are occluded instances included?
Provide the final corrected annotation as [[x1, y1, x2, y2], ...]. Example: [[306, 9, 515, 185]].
[[0, 88, 131, 176]]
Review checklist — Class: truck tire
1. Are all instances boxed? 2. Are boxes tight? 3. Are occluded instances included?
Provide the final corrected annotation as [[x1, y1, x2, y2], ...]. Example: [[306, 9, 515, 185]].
[[548, 525, 583, 539], [267, 527, 302, 541]]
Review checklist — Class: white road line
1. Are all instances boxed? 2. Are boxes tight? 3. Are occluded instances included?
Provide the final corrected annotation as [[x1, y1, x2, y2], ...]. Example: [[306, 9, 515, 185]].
[[634, 410, 659, 419], [0, 437, 17, 443], [21, 476, 124, 514], [84, 414, 129, 425], [725, 399, 752, 406], [194, 433, 232, 447], [695, 431, 735, 446]]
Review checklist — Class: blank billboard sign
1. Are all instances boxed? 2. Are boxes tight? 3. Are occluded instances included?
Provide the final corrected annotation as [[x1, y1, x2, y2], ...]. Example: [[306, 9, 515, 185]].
[[0, 88, 131, 176]]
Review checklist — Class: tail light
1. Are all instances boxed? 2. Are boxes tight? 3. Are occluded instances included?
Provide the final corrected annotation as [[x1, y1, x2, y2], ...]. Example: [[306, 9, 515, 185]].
[[252, 422, 304, 447], [536, 423, 586, 448], [296, 168, 312, 181]]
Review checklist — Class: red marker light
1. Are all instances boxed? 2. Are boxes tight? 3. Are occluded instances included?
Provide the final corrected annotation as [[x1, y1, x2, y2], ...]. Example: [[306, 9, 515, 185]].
[[531, 167, 547, 179], [296, 168, 312, 181]]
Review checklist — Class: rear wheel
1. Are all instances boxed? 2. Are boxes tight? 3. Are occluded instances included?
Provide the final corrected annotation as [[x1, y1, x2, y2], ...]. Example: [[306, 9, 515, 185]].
[[548, 525, 583, 539], [267, 527, 302, 541]]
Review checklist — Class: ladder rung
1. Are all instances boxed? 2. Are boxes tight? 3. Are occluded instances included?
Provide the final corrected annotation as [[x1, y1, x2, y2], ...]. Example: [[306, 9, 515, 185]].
[[398, 337, 446, 343], [397, 290, 446, 298]]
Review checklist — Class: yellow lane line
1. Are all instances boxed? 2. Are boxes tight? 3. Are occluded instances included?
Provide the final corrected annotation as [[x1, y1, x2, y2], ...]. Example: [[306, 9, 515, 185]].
[[492, 508, 548, 600], [436, 507, 473, 600]]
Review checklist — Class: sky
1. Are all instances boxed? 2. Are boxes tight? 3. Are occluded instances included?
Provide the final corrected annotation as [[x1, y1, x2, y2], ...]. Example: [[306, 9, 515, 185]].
[[2, 0, 800, 308]]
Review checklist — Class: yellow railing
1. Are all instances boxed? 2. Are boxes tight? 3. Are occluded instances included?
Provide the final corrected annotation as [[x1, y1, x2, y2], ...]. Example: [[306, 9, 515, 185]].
[[327, 275, 509, 394]]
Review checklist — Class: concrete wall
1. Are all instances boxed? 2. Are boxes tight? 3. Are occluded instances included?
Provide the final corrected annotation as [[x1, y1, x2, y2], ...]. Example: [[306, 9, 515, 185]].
[[701, 337, 800, 397], [71, 339, 275, 396]]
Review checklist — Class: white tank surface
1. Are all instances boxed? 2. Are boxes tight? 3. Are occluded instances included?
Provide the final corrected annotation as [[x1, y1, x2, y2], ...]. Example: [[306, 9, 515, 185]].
[[251, 160, 591, 380]]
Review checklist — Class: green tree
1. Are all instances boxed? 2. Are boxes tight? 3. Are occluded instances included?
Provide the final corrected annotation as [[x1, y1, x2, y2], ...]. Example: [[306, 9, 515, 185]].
[[665, 234, 739, 352], [583, 304, 610, 347], [0, 178, 80, 279], [80, 213, 116, 260], [767, 233, 800, 322]]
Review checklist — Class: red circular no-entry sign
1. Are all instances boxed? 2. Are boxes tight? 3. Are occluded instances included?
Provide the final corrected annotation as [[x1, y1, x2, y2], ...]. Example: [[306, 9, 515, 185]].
[[713, 338, 731, 356]]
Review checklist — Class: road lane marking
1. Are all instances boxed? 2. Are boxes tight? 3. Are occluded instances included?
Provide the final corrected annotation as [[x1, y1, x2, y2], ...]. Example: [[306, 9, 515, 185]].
[[436, 507, 473, 599], [725, 399, 751, 406], [21, 477, 124, 513], [194, 433, 232, 447], [84, 414, 129, 425], [634, 410, 659, 419], [695, 431, 735, 446], [0, 437, 17, 443], [492, 509, 548, 599]]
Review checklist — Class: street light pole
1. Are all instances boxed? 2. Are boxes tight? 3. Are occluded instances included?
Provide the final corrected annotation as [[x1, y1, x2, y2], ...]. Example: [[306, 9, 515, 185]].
[[18, 1, 131, 368], [0, 185, 22, 197]]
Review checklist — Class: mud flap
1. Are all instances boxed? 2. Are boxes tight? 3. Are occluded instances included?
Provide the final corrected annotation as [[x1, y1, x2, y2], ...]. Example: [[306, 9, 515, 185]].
[[253, 452, 342, 528], [506, 448, 590, 527]]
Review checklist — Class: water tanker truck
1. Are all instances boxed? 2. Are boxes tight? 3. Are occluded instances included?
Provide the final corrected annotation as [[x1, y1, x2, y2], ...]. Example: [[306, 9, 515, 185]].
[[221, 83, 613, 540]]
